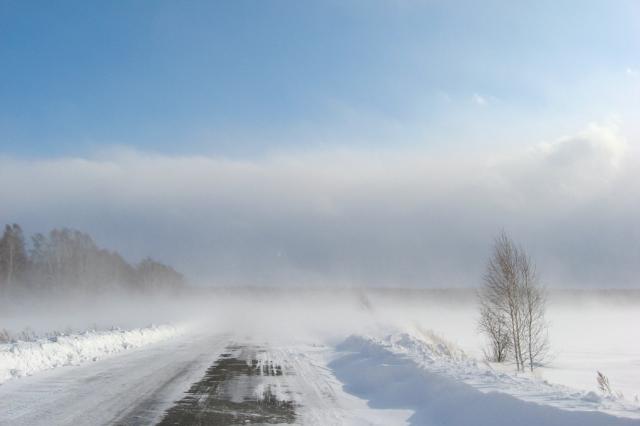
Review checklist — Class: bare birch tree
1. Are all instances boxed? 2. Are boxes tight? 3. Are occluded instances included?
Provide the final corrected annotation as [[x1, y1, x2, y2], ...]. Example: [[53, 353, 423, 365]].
[[478, 301, 511, 362], [519, 254, 549, 371], [478, 231, 549, 371]]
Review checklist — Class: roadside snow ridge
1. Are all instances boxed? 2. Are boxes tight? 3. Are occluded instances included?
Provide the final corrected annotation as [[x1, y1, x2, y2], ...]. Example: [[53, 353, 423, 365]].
[[348, 332, 640, 419], [0, 325, 181, 384]]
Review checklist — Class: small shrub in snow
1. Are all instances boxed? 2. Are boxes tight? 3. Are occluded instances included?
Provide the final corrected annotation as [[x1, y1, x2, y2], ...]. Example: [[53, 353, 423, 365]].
[[0, 329, 10, 343], [597, 371, 612, 395], [596, 371, 625, 399], [18, 327, 37, 342]]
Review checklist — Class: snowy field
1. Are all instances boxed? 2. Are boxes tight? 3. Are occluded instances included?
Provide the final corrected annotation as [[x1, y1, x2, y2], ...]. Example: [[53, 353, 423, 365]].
[[365, 289, 640, 406], [0, 289, 638, 425]]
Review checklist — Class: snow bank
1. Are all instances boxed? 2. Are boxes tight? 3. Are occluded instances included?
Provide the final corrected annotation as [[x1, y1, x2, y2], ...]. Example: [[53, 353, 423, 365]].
[[0, 325, 181, 384], [333, 333, 640, 422]]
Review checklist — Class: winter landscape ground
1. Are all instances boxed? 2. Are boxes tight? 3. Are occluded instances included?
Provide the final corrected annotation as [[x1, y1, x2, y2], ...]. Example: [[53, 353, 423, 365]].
[[0, 289, 638, 425]]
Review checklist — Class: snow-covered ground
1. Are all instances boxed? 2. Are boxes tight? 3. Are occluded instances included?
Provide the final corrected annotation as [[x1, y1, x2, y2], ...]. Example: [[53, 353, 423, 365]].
[[539, 302, 640, 404], [0, 324, 182, 384], [365, 290, 640, 410], [0, 289, 638, 425], [0, 328, 224, 425], [330, 333, 639, 425], [341, 331, 640, 421]]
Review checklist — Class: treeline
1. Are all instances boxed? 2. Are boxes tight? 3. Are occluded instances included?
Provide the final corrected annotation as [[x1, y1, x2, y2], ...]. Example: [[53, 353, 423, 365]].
[[0, 224, 185, 297]]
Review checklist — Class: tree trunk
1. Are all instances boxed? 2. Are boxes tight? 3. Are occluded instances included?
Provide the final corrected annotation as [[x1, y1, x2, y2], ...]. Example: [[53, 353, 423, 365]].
[[7, 240, 14, 290]]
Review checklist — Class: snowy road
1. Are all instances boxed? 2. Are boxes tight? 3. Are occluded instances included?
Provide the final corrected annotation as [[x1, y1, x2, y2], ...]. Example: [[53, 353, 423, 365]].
[[1, 329, 638, 425], [0, 331, 409, 426], [155, 340, 411, 425], [0, 330, 226, 426]]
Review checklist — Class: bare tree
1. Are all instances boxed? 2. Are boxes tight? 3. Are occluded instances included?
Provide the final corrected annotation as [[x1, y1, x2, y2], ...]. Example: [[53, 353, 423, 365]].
[[0, 224, 28, 294], [478, 231, 549, 371], [520, 255, 549, 371], [479, 231, 525, 370], [478, 302, 511, 362]]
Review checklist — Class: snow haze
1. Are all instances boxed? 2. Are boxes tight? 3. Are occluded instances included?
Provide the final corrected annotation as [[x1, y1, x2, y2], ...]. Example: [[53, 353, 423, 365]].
[[1, 122, 638, 288]]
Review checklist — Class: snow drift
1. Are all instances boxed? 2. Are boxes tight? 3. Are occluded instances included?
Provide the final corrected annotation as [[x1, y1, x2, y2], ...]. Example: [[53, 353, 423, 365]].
[[331, 333, 640, 424], [0, 325, 181, 384]]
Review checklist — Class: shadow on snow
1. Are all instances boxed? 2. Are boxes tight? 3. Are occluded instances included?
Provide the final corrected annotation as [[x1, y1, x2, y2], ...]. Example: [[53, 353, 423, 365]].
[[329, 336, 639, 426]]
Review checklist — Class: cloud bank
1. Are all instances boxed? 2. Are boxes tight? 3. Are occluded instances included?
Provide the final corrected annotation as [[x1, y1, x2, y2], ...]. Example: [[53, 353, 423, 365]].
[[1, 123, 637, 288]]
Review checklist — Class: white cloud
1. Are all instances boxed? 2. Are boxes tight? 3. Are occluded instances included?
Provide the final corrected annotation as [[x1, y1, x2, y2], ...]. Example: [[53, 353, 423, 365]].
[[538, 123, 626, 167], [517, 122, 628, 199], [472, 93, 487, 106]]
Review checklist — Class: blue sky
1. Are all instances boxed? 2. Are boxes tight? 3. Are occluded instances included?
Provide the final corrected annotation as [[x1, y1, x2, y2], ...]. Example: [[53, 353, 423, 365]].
[[2, 0, 638, 157]]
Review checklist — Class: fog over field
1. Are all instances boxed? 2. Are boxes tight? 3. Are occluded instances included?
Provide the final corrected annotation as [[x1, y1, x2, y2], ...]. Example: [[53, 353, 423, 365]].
[[1, 122, 639, 288]]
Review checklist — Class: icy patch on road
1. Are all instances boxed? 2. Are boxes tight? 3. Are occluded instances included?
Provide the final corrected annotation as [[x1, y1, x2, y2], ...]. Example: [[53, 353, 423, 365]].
[[0, 325, 182, 384], [344, 332, 640, 420]]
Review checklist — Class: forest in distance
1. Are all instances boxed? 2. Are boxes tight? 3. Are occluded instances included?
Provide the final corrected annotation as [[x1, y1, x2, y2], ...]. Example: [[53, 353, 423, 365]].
[[0, 223, 185, 297]]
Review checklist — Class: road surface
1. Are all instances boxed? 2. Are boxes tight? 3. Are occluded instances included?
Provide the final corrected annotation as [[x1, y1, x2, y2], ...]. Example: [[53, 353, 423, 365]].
[[0, 330, 638, 425]]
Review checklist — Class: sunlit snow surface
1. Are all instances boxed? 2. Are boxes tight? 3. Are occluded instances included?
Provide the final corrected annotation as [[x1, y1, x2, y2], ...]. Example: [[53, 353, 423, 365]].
[[340, 332, 640, 421], [0, 289, 638, 425], [0, 325, 182, 383]]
